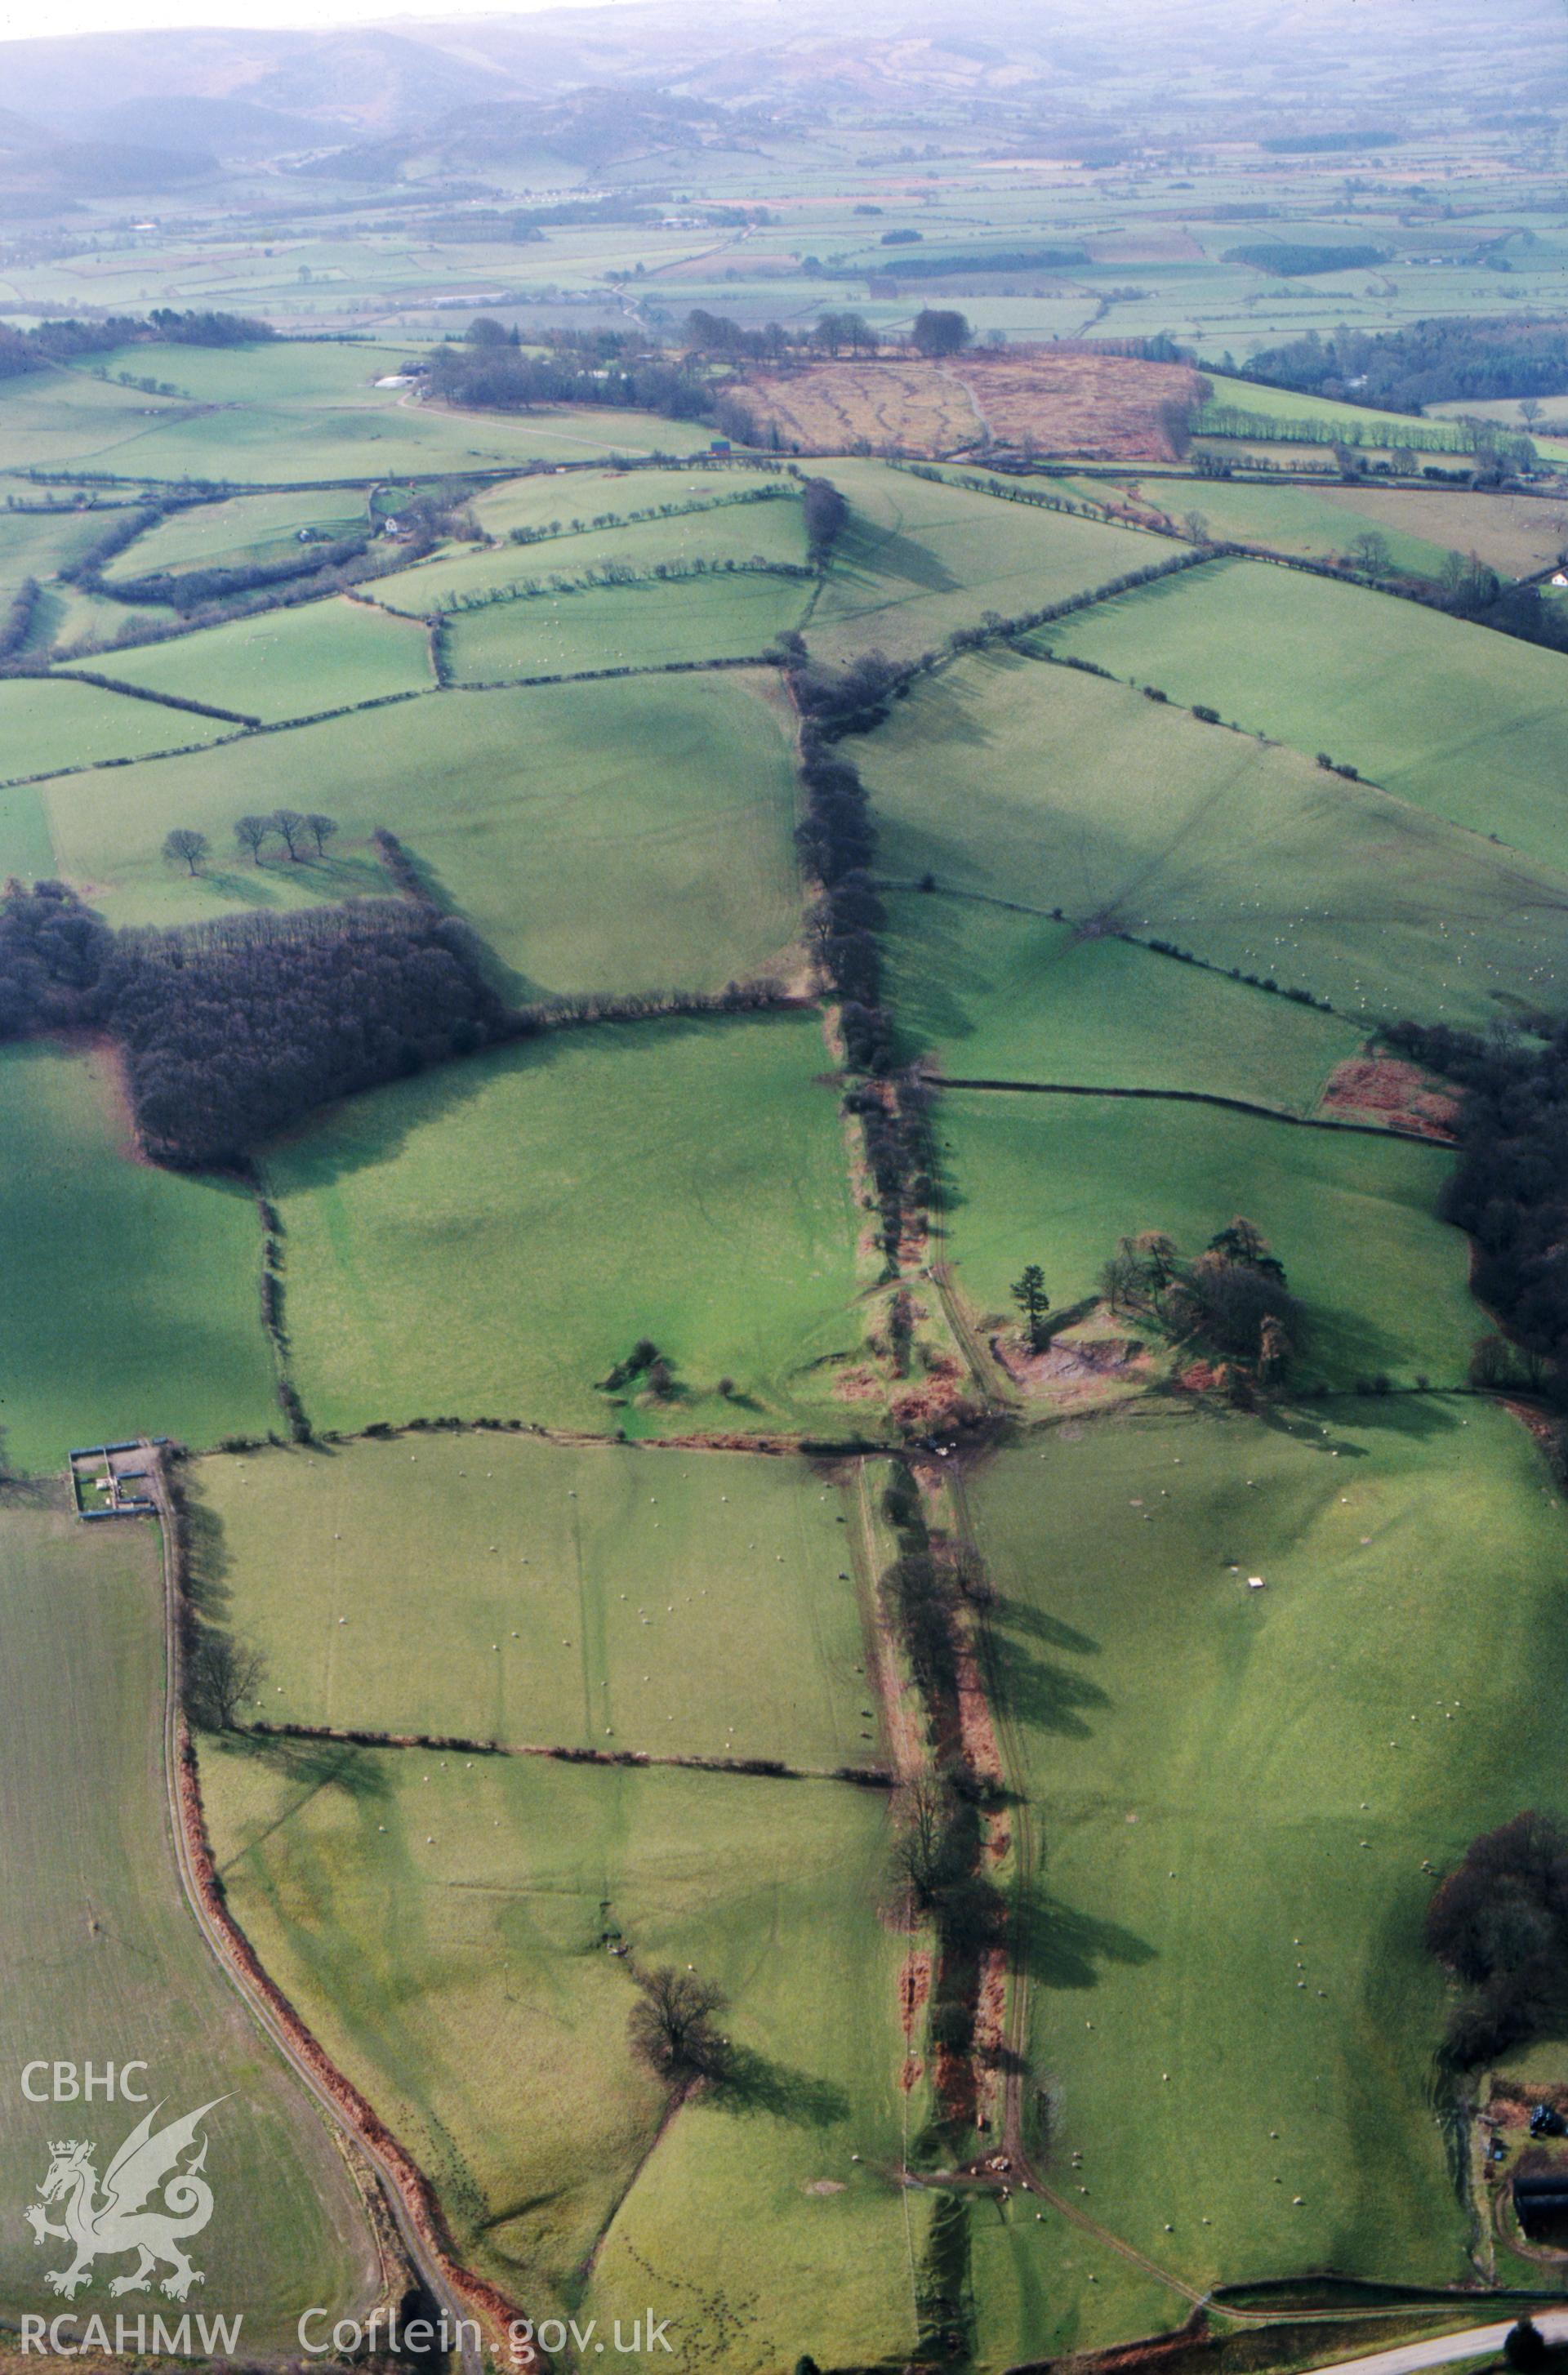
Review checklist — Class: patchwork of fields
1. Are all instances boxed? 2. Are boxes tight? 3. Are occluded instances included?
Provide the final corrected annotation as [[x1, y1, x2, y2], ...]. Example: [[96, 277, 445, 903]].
[[4, 331, 1568, 2375]]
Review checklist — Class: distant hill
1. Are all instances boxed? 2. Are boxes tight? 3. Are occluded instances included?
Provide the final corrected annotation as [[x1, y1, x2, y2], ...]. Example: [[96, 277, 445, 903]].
[[82, 95, 337, 158]]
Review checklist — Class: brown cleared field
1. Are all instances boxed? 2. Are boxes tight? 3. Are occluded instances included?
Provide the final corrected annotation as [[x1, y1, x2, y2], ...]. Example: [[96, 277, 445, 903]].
[[735, 350, 1203, 460]]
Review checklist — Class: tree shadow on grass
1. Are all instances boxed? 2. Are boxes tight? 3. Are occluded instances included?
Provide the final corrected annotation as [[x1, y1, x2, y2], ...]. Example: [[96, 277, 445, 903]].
[[1013, 1883, 1158, 1992], [984, 1633, 1109, 1740], [704, 2043, 849, 2130]]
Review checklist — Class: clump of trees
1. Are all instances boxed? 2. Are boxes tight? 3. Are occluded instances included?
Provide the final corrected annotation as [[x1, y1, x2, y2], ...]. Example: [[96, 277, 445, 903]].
[[0, 308, 272, 383], [0, 879, 114, 1040], [1240, 317, 1568, 414], [800, 476, 849, 568], [1383, 1017, 1568, 1399], [1427, 1812, 1568, 2065], [1100, 1218, 1299, 1389], [628, 1967, 729, 2087], [112, 903, 506, 1168], [911, 310, 971, 359]]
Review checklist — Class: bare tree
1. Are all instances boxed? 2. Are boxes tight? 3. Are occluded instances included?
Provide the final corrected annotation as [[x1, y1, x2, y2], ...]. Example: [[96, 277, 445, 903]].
[[163, 827, 209, 876], [893, 1774, 958, 1913], [305, 812, 338, 858], [628, 1966, 728, 2085], [234, 813, 274, 865], [271, 808, 308, 862], [187, 1630, 266, 1730]]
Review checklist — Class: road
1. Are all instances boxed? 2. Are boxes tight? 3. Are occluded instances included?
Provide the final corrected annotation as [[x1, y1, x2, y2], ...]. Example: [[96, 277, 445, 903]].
[[1303, 2309, 1568, 2375], [145, 1449, 488, 2375]]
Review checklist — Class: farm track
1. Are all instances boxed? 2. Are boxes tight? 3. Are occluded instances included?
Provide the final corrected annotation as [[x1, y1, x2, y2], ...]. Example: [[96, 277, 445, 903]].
[[145, 1450, 494, 2375]]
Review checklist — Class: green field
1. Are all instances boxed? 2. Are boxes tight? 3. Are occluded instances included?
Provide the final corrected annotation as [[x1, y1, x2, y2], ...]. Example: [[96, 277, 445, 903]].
[[61, 595, 434, 721], [1044, 557, 1568, 871], [806, 459, 1158, 663], [857, 648, 1568, 1029], [936, 1088, 1473, 1388], [0, 1040, 278, 1476], [201, 1743, 920, 2363], [264, 1013, 863, 1438], [42, 673, 801, 993], [0, 673, 229, 782], [190, 1433, 876, 1767], [374, 496, 808, 617], [4, 347, 721, 481], [0, 1488, 376, 2337], [468, 466, 787, 541], [444, 571, 808, 679], [884, 891, 1361, 1112], [961, 1401, 1568, 2320], [104, 488, 369, 581], [1143, 480, 1455, 577], [0, 500, 114, 603]]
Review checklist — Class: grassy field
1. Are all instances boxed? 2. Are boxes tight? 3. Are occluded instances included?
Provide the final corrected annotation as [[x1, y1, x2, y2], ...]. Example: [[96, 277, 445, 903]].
[[189, 1434, 876, 1768], [936, 1089, 1474, 1388], [200, 1743, 920, 2364], [373, 497, 808, 616], [805, 458, 1157, 664], [857, 648, 1568, 1030], [103, 488, 369, 581], [468, 466, 787, 541], [0, 1487, 377, 2337], [0, 1039, 278, 1476], [42, 673, 802, 995], [1135, 480, 1454, 577], [264, 1013, 864, 1439], [443, 572, 808, 679], [1152, 479, 1568, 581], [960, 1400, 1568, 2322], [884, 891, 1361, 1112], [0, 673, 229, 782], [0, 500, 114, 602], [1044, 557, 1568, 871], [61, 595, 434, 721]]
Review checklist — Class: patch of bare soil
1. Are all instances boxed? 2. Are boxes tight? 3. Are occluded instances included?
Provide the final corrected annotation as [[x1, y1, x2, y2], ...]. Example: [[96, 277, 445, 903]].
[[900, 1950, 933, 2040], [973, 1949, 1008, 2128], [1320, 1054, 1459, 1140], [954, 1625, 1004, 1786], [733, 349, 1204, 461], [992, 1322, 1152, 1406]]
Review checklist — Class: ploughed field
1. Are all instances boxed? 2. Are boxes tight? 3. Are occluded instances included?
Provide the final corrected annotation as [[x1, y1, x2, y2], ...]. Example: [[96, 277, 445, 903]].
[[2, 359, 1566, 2373]]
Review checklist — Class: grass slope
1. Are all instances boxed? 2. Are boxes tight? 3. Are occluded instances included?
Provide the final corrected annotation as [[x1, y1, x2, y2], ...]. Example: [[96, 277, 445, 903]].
[[0, 673, 228, 783], [373, 498, 807, 617], [104, 488, 368, 581], [42, 674, 801, 996], [0, 1040, 278, 1476], [265, 1014, 862, 1439], [962, 1401, 1568, 2326], [884, 891, 1361, 1113], [807, 458, 1158, 664], [937, 1089, 1473, 1388], [856, 648, 1568, 1028], [62, 595, 433, 722], [443, 573, 808, 680], [0, 1489, 376, 2337], [1044, 557, 1568, 871], [201, 1745, 920, 2365], [191, 1434, 877, 1768]]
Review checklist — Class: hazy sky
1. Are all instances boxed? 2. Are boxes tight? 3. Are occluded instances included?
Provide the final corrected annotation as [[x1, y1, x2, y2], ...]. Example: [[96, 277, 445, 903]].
[[0, 0, 630, 39]]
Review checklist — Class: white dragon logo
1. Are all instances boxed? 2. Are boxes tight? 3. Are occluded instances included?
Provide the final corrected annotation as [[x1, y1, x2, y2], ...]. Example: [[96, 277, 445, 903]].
[[24, 2100, 225, 2301]]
